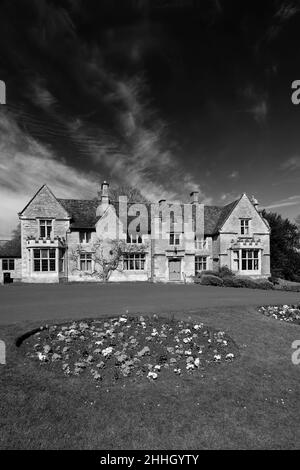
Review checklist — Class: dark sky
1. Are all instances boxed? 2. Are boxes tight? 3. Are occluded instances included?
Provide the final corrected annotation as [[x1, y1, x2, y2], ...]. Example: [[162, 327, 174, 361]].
[[1, 0, 300, 237]]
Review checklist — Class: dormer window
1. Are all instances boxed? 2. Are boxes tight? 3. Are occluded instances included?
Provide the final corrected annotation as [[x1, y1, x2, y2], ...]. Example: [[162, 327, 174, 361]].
[[240, 219, 250, 236], [79, 231, 91, 244], [127, 232, 143, 244], [39, 220, 52, 238]]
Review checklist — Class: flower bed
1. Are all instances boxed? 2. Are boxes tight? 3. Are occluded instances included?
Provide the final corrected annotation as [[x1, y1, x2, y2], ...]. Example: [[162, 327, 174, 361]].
[[258, 304, 300, 325], [21, 315, 238, 385]]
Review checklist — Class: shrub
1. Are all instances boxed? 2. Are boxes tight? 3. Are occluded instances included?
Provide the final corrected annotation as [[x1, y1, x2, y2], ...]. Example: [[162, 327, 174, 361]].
[[200, 274, 224, 287], [232, 277, 259, 289], [222, 278, 236, 287], [279, 284, 300, 292], [268, 276, 280, 285], [217, 266, 235, 279], [253, 279, 274, 290]]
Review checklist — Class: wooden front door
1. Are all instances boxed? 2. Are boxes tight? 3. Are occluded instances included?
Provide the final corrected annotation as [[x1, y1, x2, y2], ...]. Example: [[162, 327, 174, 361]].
[[169, 258, 181, 281]]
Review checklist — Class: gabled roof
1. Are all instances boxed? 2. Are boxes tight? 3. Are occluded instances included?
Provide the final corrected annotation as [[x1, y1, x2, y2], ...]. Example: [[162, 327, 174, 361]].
[[58, 199, 98, 229], [19, 184, 67, 216], [58, 197, 240, 235]]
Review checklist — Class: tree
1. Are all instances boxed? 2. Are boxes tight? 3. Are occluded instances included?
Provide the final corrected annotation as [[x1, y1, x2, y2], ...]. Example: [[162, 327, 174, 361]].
[[107, 184, 149, 204], [0, 223, 21, 257], [70, 237, 148, 282], [261, 210, 300, 281], [295, 214, 300, 231]]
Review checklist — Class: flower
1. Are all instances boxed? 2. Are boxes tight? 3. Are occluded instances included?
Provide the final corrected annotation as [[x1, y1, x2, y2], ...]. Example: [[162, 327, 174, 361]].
[[226, 353, 235, 360], [194, 358, 200, 367], [102, 347, 113, 357], [37, 352, 48, 361], [147, 371, 158, 380], [193, 324, 203, 330]]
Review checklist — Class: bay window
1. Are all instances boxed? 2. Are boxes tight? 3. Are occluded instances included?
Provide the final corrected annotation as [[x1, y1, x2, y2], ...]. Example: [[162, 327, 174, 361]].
[[33, 249, 56, 272], [232, 249, 259, 271]]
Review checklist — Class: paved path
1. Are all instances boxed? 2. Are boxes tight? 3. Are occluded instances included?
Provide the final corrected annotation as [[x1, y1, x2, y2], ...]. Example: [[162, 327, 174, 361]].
[[0, 282, 299, 325]]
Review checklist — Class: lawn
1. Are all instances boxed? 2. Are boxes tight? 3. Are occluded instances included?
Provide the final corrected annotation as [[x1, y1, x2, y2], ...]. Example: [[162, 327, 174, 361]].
[[0, 306, 299, 449]]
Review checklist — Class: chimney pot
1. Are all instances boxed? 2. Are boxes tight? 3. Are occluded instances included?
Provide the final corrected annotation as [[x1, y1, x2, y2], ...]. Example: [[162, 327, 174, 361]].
[[250, 195, 259, 210], [96, 181, 110, 217], [190, 191, 199, 204]]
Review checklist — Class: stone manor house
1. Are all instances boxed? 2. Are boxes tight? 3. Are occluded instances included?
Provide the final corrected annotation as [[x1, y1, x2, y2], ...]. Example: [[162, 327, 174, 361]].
[[0, 181, 271, 284]]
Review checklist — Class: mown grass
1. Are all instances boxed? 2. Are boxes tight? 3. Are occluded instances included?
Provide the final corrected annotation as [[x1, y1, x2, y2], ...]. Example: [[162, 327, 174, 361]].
[[0, 306, 299, 449]]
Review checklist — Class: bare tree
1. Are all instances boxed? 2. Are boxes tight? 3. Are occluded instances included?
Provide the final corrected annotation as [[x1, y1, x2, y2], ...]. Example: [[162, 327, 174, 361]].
[[70, 237, 148, 282]]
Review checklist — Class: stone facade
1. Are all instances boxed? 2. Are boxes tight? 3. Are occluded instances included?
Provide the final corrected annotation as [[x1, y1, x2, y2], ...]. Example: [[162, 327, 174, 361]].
[[14, 182, 271, 284], [0, 257, 22, 283]]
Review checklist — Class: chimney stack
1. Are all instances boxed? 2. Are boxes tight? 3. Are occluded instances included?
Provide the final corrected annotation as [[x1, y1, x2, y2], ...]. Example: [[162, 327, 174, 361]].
[[190, 191, 199, 204], [96, 181, 109, 217], [250, 195, 259, 211]]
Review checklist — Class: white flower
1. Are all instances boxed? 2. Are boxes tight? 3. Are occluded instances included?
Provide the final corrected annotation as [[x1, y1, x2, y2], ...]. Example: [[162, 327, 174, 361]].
[[147, 371, 158, 380], [226, 353, 234, 360], [183, 337, 192, 343], [37, 352, 48, 361], [194, 358, 200, 367], [193, 323, 203, 330], [102, 347, 113, 357], [184, 350, 192, 355]]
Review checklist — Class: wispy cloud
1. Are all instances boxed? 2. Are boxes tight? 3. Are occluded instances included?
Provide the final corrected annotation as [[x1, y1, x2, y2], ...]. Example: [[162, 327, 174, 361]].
[[241, 85, 268, 125], [263, 2, 300, 42], [0, 110, 99, 238], [275, 2, 299, 21], [228, 170, 239, 180], [264, 195, 300, 210], [281, 156, 300, 171]]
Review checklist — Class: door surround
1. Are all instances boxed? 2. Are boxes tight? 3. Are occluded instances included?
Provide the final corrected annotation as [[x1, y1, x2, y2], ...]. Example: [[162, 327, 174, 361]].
[[168, 257, 181, 281]]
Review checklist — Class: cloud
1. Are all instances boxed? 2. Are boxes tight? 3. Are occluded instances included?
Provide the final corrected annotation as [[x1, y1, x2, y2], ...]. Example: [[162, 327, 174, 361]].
[[228, 170, 239, 179], [241, 85, 268, 125], [0, 110, 99, 238], [251, 100, 268, 125], [262, 2, 300, 42], [275, 2, 299, 21], [0, 0, 208, 233], [263, 195, 300, 210], [219, 192, 240, 204], [281, 156, 300, 171]]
